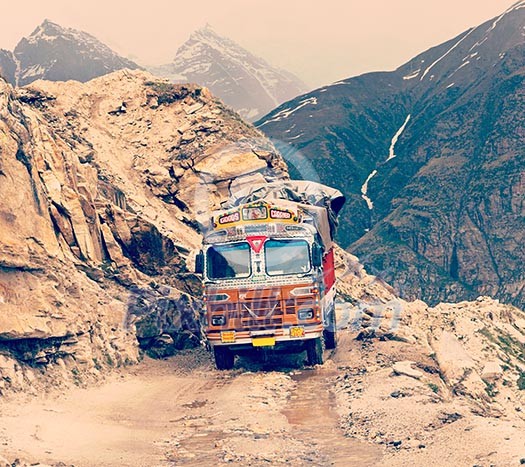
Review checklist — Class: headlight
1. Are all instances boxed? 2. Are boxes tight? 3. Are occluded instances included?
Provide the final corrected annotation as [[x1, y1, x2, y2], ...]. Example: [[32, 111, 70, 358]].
[[211, 315, 226, 326], [298, 308, 314, 320]]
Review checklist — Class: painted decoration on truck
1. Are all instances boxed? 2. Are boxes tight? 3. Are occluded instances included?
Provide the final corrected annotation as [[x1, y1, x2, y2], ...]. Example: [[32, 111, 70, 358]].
[[242, 205, 268, 220], [269, 207, 294, 220], [216, 210, 241, 227], [322, 248, 336, 292], [246, 235, 268, 253], [212, 202, 300, 230]]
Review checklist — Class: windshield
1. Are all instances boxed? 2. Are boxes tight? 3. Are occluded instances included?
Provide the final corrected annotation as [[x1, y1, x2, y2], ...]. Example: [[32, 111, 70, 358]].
[[206, 242, 251, 280], [265, 239, 311, 276]]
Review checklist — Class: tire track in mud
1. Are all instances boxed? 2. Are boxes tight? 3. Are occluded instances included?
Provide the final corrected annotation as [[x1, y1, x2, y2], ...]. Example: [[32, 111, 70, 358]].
[[172, 351, 382, 466], [283, 366, 381, 466]]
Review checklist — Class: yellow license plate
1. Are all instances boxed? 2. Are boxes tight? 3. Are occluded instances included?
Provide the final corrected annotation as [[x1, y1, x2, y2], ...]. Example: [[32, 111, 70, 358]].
[[252, 337, 276, 347], [290, 326, 305, 338], [221, 331, 236, 343]]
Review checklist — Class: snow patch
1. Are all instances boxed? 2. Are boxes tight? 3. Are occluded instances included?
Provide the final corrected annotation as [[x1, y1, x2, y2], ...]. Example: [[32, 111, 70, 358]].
[[257, 97, 317, 127], [421, 29, 474, 81], [361, 170, 378, 210], [387, 115, 411, 162], [454, 61, 470, 73], [469, 37, 488, 52], [21, 64, 45, 79], [487, 1, 522, 32], [403, 69, 420, 80]]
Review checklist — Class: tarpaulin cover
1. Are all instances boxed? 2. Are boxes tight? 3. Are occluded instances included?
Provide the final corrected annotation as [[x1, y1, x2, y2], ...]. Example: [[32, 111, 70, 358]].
[[222, 180, 346, 249]]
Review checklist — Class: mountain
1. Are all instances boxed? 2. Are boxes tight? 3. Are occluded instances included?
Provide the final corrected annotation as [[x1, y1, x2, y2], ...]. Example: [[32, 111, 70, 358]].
[[150, 25, 308, 121], [0, 49, 16, 85], [4, 19, 141, 86], [257, 1, 525, 308]]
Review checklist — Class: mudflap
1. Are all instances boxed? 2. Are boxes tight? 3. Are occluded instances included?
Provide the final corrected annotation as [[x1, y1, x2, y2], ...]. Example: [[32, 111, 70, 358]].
[[306, 337, 324, 366]]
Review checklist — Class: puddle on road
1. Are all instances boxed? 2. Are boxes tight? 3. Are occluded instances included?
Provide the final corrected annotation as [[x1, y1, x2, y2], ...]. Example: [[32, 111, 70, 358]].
[[282, 368, 381, 466], [169, 428, 227, 466]]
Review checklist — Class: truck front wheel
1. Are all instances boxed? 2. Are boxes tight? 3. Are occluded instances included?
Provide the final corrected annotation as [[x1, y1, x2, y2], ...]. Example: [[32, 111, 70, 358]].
[[213, 346, 235, 370], [306, 337, 324, 366]]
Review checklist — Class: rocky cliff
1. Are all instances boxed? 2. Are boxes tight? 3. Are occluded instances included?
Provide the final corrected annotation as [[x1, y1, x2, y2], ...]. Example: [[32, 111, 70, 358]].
[[0, 69, 287, 392], [333, 246, 525, 466], [257, 2, 525, 308], [0, 50, 16, 86]]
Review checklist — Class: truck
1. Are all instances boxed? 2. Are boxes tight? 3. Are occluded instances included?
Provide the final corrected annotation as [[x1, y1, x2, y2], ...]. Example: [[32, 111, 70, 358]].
[[195, 180, 345, 370]]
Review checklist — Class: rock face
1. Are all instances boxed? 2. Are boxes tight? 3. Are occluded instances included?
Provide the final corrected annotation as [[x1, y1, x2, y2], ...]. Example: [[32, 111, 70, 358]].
[[0, 50, 16, 86], [0, 69, 286, 391], [3, 19, 142, 87], [334, 255, 525, 466], [257, 2, 525, 308], [151, 25, 308, 121], [336, 248, 525, 449]]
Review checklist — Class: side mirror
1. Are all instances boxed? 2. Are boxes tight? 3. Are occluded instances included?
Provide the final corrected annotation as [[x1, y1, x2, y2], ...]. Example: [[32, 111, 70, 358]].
[[312, 244, 323, 268], [195, 251, 204, 274]]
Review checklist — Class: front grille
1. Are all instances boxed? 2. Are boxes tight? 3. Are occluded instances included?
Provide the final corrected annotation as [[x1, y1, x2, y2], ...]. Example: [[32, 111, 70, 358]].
[[209, 303, 237, 314], [284, 297, 314, 314], [239, 298, 283, 329], [207, 287, 316, 331]]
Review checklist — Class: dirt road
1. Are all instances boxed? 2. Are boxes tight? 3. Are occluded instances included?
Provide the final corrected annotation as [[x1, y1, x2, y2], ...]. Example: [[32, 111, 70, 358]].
[[0, 348, 382, 466]]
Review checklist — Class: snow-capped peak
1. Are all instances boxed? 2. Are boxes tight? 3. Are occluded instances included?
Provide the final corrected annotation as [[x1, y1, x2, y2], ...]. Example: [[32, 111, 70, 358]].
[[154, 26, 308, 121], [12, 20, 141, 86], [25, 19, 109, 52], [191, 23, 222, 41]]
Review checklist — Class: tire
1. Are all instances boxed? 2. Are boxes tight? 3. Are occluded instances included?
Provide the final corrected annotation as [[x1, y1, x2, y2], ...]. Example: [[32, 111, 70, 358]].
[[213, 346, 235, 370], [306, 337, 324, 366]]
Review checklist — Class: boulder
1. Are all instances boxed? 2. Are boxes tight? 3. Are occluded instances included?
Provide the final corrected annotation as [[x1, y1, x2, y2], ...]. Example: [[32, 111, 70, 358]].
[[481, 361, 503, 382], [392, 361, 424, 379], [194, 149, 267, 182], [432, 331, 489, 401]]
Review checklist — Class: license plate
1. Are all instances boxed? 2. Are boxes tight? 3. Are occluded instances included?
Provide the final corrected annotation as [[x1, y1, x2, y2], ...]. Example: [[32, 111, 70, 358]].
[[221, 331, 235, 343], [252, 337, 276, 347], [290, 326, 305, 338]]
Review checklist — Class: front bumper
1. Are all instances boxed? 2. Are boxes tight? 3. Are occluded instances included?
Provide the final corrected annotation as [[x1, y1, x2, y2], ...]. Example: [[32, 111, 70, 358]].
[[206, 324, 323, 348]]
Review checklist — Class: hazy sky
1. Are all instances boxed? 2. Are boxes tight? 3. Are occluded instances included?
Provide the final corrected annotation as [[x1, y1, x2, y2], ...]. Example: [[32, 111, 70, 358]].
[[0, 0, 518, 87]]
